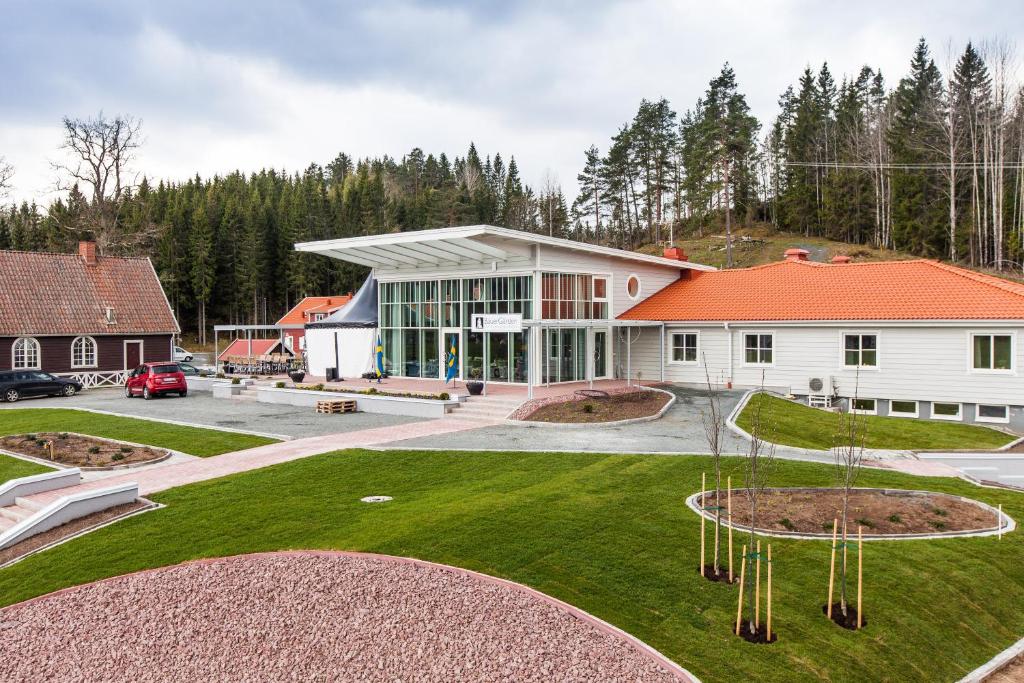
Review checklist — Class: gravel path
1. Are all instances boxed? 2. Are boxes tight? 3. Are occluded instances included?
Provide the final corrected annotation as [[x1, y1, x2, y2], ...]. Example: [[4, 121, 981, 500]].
[[0, 551, 692, 682]]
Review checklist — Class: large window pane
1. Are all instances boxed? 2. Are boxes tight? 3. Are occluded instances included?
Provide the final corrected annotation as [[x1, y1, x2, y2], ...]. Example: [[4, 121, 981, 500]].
[[994, 335, 1012, 370], [974, 335, 991, 369]]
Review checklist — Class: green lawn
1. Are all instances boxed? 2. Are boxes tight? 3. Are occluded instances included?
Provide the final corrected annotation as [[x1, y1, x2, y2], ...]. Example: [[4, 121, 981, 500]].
[[0, 409, 278, 457], [1, 449, 1022, 682], [0, 451, 54, 484], [737, 393, 1016, 451]]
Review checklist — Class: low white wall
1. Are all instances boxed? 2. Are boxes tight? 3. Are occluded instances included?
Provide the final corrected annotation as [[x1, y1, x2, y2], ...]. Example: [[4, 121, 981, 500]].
[[0, 482, 139, 550], [0, 468, 82, 507], [254, 387, 457, 419]]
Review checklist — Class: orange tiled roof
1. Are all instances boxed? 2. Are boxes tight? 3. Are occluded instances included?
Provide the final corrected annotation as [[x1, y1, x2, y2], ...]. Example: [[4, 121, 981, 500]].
[[0, 249, 180, 336], [275, 295, 352, 325], [618, 259, 1024, 322], [217, 339, 290, 360]]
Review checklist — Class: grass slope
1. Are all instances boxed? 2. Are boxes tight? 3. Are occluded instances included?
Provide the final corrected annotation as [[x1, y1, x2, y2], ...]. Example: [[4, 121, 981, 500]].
[[737, 393, 1015, 451], [0, 449, 1022, 682], [0, 409, 277, 457], [0, 452, 54, 484]]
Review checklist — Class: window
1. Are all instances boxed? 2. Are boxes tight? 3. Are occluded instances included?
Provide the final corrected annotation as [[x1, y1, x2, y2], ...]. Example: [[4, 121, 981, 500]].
[[976, 404, 1010, 424], [593, 277, 607, 301], [844, 334, 877, 367], [12, 337, 40, 369], [744, 333, 773, 365], [889, 400, 918, 418], [626, 274, 641, 300], [851, 398, 877, 415], [671, 332, 698, 364], [541, 273, 605, 320], [71, 336, 97, 368], [931, 402, 962, 421], [972, 334, 1013, 372]]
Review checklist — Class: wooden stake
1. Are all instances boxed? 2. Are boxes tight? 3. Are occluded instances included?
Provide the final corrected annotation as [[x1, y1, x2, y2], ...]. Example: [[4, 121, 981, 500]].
[[735, 544, 747, 636], [999, 504, 1003, 540], [700, 472, 706, 576], [728, 476, 733, 583], [767, 543, 773, 641], [827, 518, 838, 619], [755, 539, 762, 629], [857, 526, 863, 630]]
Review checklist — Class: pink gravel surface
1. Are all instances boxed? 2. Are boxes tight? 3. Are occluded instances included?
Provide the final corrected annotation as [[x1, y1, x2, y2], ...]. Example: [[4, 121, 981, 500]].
[[0, 551, 694, 682]]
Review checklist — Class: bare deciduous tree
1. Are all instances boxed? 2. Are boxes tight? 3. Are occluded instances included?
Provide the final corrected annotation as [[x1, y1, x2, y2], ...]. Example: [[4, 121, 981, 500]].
[[742, 378, 776, 634], [0, 156, 13, 197], [833, 372, 868, 619], [51, 112, 144, 253]]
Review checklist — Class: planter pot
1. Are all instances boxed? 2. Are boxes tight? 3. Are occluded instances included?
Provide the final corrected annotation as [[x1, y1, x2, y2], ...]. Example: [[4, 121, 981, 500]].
[[289, 371, 306, 384], [466, 381, 484, 396]]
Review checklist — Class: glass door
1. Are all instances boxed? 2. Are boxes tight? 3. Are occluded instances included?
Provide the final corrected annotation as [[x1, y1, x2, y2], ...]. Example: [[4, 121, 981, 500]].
[[593, 330, 609, 379], [440, 328, 462, 381]]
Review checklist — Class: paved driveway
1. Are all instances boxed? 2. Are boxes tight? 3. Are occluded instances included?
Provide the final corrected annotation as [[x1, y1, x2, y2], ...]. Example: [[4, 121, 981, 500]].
[[388, 386, 828, 461], [0, 388, 427, 439]]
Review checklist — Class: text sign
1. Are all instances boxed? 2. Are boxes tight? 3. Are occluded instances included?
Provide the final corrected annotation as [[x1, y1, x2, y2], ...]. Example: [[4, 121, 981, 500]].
[[470, 313, 523, 333]]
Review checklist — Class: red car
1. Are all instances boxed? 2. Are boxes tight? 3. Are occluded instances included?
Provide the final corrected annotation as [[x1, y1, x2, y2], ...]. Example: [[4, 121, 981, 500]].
[[124, 362, 188, 400]]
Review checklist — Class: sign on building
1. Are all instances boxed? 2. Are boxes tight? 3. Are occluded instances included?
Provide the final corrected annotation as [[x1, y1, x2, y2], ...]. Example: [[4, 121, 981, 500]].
[[470, 313, 523, 333]]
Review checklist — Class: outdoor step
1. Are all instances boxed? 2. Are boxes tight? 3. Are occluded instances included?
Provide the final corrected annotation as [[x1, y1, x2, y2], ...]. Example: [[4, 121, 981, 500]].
[[14, 496, 45, 512], [0, 505, 35, 523], [0, 515, 15, 532]]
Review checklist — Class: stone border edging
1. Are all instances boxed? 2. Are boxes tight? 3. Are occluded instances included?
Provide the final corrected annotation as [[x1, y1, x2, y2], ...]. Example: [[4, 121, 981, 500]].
[[0, 432, 173, 471], [0, 500, 162, 570], [0, 550, 701, 683], [510, 386, 677, 429], [958, 633, 1024, 682], [684, 487, 1015, 541], [0, 405, 295, 442]]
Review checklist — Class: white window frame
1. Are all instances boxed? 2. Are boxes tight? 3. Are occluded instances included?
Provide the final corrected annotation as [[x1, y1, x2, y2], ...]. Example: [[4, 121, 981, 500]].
[[592, 276, 609, 303], [969, 331, 1016, 375], [668, 330, 699, 365], [931, 402, 962, 422], [625, 273, 642, 301], [888, 400, 919, 418], [976, 404, 1010, 424], [850, 397, 877, 415], [742, 331, 775, 367], [12, 337, 41, 370], [71, 335, 98, 368], [842, 332, 879, 369]]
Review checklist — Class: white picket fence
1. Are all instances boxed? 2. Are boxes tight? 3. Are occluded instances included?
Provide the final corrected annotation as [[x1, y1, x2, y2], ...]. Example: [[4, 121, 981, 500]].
[[56, 370, 130, 389]]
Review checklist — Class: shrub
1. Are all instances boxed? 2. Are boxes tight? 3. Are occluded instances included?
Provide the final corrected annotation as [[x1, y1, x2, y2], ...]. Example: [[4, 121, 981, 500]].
[[58, 433, 69, 439], [120, 446, 133, 454], [111, 453, 125, 462], [779, 518, 796, 531], [87, 446, 100, 454], [24, 434, 36, 441], [216, 372, 226, 379], [932, 507, 948, 517], [930, 520, 947, 530], [582, 403, 595, 414], [275, 381, 285, 389], [231, 378, 241, 385], [438, 392, 450, 400], [35, 439, 47, 447], [888, 514, 902, 524], [855, 517, 875, 529], [821, 521, 834, 532]]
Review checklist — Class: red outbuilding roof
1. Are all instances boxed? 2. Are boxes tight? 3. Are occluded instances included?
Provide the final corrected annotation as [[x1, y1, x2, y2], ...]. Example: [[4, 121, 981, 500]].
[[276, 296, 352, 326], [0, 245, 180, 336], [619, 258, 1024, 322]]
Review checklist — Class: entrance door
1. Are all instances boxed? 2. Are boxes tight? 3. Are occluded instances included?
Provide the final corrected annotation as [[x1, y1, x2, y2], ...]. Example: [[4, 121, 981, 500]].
[[124, 340, 142, 370], [439, 328, 461, 381], [593, 330, 609, 379]]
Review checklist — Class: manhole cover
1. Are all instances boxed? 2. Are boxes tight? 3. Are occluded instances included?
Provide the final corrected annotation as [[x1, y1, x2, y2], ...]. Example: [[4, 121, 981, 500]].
[[360, 496, 393, 503]]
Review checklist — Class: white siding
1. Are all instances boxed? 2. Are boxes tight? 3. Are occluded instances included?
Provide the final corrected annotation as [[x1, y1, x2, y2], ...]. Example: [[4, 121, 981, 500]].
[[629, 324, 1024, 405]]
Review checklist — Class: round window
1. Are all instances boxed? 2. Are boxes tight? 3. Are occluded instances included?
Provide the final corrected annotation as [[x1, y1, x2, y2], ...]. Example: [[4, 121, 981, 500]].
[[626, 275, 641, 299]]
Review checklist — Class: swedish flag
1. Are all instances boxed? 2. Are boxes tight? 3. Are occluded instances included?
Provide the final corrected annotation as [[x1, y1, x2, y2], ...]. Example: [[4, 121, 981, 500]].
[[445, 337, 458, 384], [375, 336, 384, 382]]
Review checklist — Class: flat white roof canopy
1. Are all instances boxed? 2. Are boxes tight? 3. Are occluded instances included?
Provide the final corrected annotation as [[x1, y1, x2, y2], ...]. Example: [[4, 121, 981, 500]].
[[295, 224, 715, 272]]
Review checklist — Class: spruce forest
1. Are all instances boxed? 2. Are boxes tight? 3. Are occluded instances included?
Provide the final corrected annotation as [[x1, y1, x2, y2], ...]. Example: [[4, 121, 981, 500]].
[[2, 38, 1023, 335]]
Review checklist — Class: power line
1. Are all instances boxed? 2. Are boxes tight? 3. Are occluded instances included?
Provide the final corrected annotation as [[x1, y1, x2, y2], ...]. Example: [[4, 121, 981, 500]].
[[782, 161, 1024, 170]]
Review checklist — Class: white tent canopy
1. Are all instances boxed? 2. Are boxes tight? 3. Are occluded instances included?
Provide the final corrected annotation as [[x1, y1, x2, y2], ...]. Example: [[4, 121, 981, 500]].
[[304, 274, 378, 379]]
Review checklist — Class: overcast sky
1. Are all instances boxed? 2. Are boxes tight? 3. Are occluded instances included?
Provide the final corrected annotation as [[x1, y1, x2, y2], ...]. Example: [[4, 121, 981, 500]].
[[2, 0, 1021, 205]]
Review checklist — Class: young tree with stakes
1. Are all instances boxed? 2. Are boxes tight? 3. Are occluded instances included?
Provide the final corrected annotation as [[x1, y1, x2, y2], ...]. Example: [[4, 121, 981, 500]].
[[832, 373, 868, 622], [700, 357, 727, 578], [740, 378, 776, 637]]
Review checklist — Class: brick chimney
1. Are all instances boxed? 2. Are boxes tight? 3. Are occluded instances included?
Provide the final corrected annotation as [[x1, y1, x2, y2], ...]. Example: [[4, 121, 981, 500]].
[[831, 255, 852, 264], [663, 246, 688, 261], [784, 248, 810, 262], [79, 241, 98, 266]]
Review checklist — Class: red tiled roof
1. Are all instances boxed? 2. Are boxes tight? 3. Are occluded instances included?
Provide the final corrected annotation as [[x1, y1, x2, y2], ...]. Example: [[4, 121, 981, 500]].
[[276, 296, 352, 325], [217, 339, 290, 360], [0, 249, 180, 336], [619, 259, 1024, 322]]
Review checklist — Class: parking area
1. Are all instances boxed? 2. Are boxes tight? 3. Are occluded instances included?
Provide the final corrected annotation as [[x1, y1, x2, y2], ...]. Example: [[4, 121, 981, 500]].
[[0, 388, 429, 439]]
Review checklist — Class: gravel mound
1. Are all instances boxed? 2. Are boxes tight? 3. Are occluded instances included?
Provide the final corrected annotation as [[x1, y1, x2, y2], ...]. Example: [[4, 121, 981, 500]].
[[0, 552, 688, 682]]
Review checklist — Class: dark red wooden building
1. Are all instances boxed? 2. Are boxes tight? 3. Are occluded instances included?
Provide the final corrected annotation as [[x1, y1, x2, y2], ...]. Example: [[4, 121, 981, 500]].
[[0, 241, 180, 387]]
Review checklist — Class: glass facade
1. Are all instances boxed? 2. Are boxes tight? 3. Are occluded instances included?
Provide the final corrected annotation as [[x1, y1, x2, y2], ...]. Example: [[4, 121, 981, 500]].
[[540, 273, 608, 320]]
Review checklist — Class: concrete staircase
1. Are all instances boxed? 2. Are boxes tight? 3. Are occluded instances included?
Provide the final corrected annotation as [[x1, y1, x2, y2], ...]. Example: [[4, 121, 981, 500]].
[[0, 498, 40, 533], [447, 395, 522, 423]]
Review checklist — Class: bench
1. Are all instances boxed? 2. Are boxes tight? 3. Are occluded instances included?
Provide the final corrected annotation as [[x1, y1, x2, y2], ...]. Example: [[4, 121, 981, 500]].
[[315, 399, 357, 414]]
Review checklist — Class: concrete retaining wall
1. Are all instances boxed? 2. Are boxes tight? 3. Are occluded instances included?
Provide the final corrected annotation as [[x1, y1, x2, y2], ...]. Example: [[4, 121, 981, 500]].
[[0, 469, 81, 508], [254, 387, 458, 419], [0, 482, 139, 550]]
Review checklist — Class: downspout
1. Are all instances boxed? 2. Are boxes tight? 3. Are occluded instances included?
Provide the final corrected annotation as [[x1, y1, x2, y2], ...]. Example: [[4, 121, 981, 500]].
[[660, 323, 665, 382], [725, 322, 733, 389]]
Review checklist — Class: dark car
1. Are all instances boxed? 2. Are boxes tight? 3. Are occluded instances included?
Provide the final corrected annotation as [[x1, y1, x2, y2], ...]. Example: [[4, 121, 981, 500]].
[[124, 362, 188, 400], [0, 371, 82, 403], [177, 362, 201, 376]]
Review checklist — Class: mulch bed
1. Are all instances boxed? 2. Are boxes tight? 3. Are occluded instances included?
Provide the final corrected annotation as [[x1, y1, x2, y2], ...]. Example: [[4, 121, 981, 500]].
[[700, 488, 998, 535], [523, 391, 670, 424], [700, 565, 735, 583], [989, 654, 1024, 682], [0, 433, 165, 468], [735, 621, 777, 644], [0, 501, 149, 567], [822, 603, 866, 630]]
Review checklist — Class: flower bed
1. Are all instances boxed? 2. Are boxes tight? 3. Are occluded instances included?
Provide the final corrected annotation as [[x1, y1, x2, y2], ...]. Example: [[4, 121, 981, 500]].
[[0, 433, 167, 469], [516, 388, 670, 424], [293, 384, 450, 401]]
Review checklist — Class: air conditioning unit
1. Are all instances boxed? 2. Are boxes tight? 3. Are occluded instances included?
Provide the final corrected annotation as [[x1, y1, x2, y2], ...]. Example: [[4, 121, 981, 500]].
[[808, 376, 833, 395]]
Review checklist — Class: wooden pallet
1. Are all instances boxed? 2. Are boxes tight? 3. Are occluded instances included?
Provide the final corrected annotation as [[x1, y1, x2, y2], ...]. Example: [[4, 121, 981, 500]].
[[315, 399, 357, 414]]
